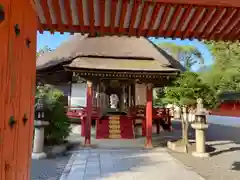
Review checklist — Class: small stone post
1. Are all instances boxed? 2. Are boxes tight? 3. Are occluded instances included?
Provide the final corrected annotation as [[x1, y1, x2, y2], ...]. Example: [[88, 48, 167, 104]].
[[32, 121, 49, 159], [191, 98, 209, 158], [32, 85, 49, 159]]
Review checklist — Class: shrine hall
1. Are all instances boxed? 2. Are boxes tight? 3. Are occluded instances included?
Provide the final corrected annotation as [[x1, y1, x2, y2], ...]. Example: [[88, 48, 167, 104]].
[[37, 34, 184, 146], [1, 0, 240, 179]]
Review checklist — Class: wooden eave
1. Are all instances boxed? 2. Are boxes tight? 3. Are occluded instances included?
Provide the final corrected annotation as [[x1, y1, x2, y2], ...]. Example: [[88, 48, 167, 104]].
[[34, 0, 240, 41], [64, 66, 179, 80]]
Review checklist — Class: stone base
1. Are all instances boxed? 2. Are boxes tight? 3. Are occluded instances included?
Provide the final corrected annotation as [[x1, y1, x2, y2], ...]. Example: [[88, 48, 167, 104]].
[[167, 141, 187, 153], [32, 152, 47, 160], [192, 151, 210, 158], [144, 144, 153, 149]]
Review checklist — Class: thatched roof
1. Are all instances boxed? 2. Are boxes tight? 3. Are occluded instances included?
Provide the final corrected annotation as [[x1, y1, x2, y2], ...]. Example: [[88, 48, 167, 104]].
[[37, 35, 184, 72]]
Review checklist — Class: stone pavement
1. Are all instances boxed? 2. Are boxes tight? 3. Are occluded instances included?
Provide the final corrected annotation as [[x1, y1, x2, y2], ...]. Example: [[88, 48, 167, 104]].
[[59, 148, 205, 180]]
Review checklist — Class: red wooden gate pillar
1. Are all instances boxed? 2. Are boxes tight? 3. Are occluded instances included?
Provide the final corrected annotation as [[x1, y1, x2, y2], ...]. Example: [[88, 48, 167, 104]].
[[0, 0, 37, 179], [85, 81, 93, 146], [145, 83, 153, 148]]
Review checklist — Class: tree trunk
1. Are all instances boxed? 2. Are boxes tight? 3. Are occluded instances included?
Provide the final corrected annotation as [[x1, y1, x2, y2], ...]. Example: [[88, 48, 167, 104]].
[[181, 106, 189, 145]]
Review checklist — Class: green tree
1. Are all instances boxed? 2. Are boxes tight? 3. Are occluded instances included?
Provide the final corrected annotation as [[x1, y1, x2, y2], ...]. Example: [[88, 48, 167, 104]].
[[162, 72, 215, 147], [35, 85, 70, 145], [202, 41, 240, 94], [37, 45, 52, 58], [158, 42, 204, 70]]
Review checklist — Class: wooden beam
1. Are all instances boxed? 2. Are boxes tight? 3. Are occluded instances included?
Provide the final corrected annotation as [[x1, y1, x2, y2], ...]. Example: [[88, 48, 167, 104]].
[[138, 0, 240, 8]]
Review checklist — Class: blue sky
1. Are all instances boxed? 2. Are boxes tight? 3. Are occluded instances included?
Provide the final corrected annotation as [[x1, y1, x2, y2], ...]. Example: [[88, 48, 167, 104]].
[[37, 32, 213, 70]]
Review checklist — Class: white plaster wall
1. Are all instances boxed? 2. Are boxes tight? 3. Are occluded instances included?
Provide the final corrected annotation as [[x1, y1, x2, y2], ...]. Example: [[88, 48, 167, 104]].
[[135, 84, 146, 105], [71, 83, 87, 107]]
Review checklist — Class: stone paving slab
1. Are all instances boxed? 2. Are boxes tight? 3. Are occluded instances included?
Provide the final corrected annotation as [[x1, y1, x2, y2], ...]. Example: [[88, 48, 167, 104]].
[[59, 148, 205, 180]]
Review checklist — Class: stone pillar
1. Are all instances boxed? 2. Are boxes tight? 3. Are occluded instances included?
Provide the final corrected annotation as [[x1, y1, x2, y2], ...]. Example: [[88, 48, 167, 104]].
[[145, 83, 153, 148], [191, 123, 209, 158], [191, 98, 209, 158], [32, 121, 49, 159]]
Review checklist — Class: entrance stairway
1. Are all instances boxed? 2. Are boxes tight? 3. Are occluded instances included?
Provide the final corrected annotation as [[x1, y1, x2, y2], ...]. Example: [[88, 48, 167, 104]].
[[96, 115, 134, 139]]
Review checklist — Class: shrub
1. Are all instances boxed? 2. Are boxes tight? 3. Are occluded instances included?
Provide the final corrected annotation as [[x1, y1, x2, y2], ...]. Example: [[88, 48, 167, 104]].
[[35, 85, 71, 145]]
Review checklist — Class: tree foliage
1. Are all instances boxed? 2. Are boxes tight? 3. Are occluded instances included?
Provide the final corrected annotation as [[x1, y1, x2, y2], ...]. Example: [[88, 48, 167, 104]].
[[158, 42, 204, 70], [201, 41, 240, 93], [37, 45, 52, 58], [162, 71, 216, 109], [35, 85, 70, 145]]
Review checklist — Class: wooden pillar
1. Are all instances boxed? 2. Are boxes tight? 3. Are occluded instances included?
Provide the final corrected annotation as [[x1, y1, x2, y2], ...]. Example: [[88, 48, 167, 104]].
[[128, 84, 131, 107], [121, 85, 125, 111], [0, 1, 37, 179], [96, 83, 100, 108], [145, 83, 153, 148], [85, 81, 93, 146]]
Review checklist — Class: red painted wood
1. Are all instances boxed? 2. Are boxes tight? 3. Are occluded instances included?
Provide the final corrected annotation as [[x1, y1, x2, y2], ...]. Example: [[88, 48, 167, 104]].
[[174, 5, 192, 38], [193, 7, 216, 39], [0, 1, 11, 179], [165, 5, 182, 37], [36, 0, 240, 40], [137, 2, 150, 37], [200, 8, 224, 39], [209, 8, 236, 39], [157, 4, 171, 36], [0, 0, 37, 179], [96, 116, 134, 139], [52, 0, 64, 34], [99, 0, 105, 35], [143, 0, 240, 7], [145, 85, 153, 148], [128, 0, 139, 36], [88, 0, 95, 36], [119, 0, 128, 34], [76, 0, 84, 32], [85, 82, 93, 145], [182, 6, 205, 39], [40, 0, 54, 34], [146, 3, 161, 36], [110, 0, 117, 34], [64, 0, 73, 27], [218, 10, 240, 40], [211, 102, 240, 117], [96, 118, 110, 139]]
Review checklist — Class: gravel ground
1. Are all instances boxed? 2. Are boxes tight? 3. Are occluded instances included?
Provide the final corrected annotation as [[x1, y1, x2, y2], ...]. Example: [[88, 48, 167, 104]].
[[31, 154, 71, 180], [169, 116, 240, 180]]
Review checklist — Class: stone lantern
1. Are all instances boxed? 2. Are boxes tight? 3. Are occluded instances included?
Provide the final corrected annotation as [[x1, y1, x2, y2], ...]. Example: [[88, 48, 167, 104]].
[[191, 98, 209, 158], [32, 86, 50, 160]]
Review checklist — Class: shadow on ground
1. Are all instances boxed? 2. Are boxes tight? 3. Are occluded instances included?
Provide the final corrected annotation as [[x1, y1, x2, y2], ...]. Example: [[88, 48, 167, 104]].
[[231, 162, 240, 171], [31, 154, 71, 180]]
